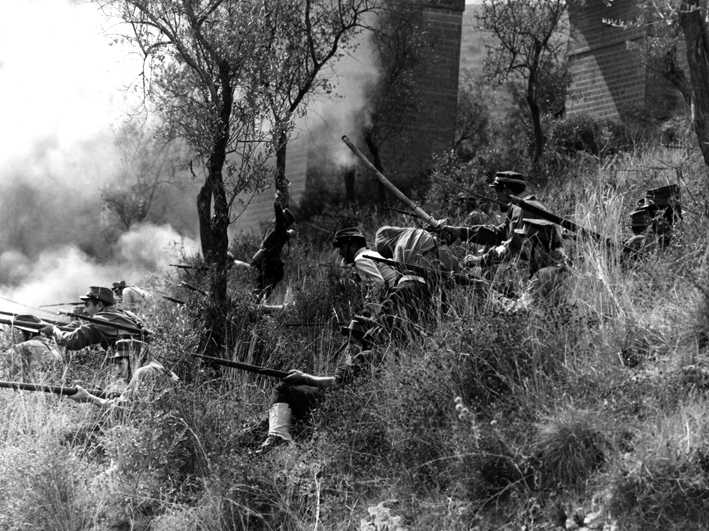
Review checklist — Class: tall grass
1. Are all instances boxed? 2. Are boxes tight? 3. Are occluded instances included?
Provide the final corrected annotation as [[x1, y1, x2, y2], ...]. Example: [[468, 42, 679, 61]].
[[3, 139, 709, 529]]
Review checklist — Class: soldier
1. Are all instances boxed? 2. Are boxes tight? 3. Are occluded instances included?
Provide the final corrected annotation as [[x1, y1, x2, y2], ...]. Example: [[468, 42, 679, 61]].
[[4, 314, 62, 381], [442, 172, 549, 271], [332, 227, 398, 305], [374, 226, 459, 327], [41, 286, 147, 352], [112, 280, 152, 311], [257, 316, 379, 453], [67, 338, 178, 408], [623, 185, 680, 258], [250, 191, 296, 302]]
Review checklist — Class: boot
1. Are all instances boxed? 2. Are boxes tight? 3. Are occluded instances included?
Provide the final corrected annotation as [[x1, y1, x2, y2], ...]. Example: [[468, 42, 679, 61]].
[[257, 403, 293, 453]]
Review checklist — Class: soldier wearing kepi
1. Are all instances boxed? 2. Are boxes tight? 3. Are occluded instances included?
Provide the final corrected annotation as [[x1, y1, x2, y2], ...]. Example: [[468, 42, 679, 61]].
[[4, 314, 62, 382], [442, 171, 552, 274], [333, 227, 398, 305], [623, 185, 680, 258], [67, 338, 178, 409], [257, 316, 379, 453], [112, 281, 153, 311], [41, 286, 147, 352]]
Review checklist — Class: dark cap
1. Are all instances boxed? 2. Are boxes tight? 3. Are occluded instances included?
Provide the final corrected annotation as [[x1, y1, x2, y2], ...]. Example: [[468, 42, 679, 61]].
[[12, 314, 42, 334], [333, 227, 366, 248], [79, 286, 115, 306], [110, 339, 148, 360], [489, 171, 526, 190]]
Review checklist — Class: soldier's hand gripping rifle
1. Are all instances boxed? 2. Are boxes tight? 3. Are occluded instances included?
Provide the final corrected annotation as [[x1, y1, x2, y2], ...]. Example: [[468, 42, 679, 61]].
[[0, 381, 120, 399], [193, 353, 289, 378], [341, 136, 451, 241]]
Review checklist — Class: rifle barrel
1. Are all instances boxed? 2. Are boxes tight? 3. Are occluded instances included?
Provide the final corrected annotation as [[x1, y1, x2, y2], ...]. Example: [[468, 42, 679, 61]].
[[192, 353, 289, 379], [0, 317, 73, 332], [508, 195, 606, 243], [0, 381, 119, 399], [342, 135, 441, 229], [180, 282, 207, 295], [57, 311, 152, 337]]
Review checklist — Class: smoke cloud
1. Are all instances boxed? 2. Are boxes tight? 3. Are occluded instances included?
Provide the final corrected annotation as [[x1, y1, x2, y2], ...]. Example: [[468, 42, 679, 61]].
[[0, 0, 201, 312]]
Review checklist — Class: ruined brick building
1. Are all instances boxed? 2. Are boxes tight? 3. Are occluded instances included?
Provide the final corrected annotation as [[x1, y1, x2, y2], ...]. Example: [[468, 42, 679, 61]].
[[234, 0, 688, 236], [567, 0, 686, 121], [234, 0, 466, 234]]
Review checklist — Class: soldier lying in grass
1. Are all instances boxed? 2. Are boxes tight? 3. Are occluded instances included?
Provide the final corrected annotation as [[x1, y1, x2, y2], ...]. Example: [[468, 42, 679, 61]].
[[257, 316, 380, 453]]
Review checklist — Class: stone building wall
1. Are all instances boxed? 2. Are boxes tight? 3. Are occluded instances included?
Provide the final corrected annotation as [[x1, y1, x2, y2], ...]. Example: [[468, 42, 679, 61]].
[[232, 0, 465, 235], [567, 0, 685, 121]]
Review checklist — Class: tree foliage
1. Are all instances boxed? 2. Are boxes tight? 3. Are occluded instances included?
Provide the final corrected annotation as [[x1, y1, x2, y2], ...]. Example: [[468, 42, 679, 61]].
[[608, 0, 709, 170], [477, 0, 572, 165], [101, 122, 185, 230], [257, 0, 376, 205]]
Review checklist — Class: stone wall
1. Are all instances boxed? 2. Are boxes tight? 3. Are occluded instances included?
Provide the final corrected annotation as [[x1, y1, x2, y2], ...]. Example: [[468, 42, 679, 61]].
[[567, 0, 685, 121], [232, 0, 465, 235]]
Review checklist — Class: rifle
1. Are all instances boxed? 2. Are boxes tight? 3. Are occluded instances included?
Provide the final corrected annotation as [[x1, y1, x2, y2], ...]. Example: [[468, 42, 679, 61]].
[[39, 302, 83, 308], [58, 311, 152, 337], [192, 353, 289, 378], [180, 281, 207, 295], [169, 263, 210, 271], [0, 310, 66, 326], [0, 317, 74, 333], [342, 136, 443, 232], [362, 254, 487, 289], [0, 381, 120, 399], [507, 195, 614, 246], [162, 295, 186, 305]]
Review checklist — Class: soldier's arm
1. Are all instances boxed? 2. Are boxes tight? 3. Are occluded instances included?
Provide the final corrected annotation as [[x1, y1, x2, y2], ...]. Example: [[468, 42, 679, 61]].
[[444, 223, 507, 245], [50, 323, 114, 351]]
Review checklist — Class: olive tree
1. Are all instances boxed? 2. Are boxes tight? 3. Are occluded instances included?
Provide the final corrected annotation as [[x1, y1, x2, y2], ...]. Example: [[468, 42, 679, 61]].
[[96, 0, 277, 307], [609, 0, 709, 169], [477, 0, 572, 165], [257, 0, 376, 205]]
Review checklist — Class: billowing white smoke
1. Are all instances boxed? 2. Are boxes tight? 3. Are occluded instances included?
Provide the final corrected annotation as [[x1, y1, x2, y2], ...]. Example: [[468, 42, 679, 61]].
[[293, 20, 381, 170], [0, 1, 202, 315], [0, 223, 200, 312]]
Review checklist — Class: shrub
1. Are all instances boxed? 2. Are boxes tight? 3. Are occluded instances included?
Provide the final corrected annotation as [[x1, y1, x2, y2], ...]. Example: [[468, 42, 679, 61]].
[[532, 407, 608, 490]]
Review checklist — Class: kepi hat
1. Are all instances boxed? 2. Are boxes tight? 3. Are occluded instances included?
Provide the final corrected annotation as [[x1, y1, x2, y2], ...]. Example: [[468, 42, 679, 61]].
[[489, 171, 526, 190], [12, 314, 43, 334], [333, 227, 366, 248], [80, 286, 115, 306]]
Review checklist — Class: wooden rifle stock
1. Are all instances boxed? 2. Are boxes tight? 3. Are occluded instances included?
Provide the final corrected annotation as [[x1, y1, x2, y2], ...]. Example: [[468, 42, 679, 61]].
[[342, 135, 442, 230], [0, 381, 120, 399], [193, 353, 289, 378]]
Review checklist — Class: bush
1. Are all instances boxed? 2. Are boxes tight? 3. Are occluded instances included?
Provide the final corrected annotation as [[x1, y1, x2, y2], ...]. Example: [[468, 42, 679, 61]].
[[532, 407, 608, 490]]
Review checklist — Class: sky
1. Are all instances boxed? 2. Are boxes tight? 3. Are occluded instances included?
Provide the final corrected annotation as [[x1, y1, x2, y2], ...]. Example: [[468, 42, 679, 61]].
[[0, 0, 200, 311]]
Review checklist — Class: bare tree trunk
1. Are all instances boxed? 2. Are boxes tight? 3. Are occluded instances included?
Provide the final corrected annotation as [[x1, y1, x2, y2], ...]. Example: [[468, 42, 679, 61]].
[[680, 0, 709, 168], [197, 183, 213, 262], [527, 68, 546, 164], [275, 129, 290, 206]]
